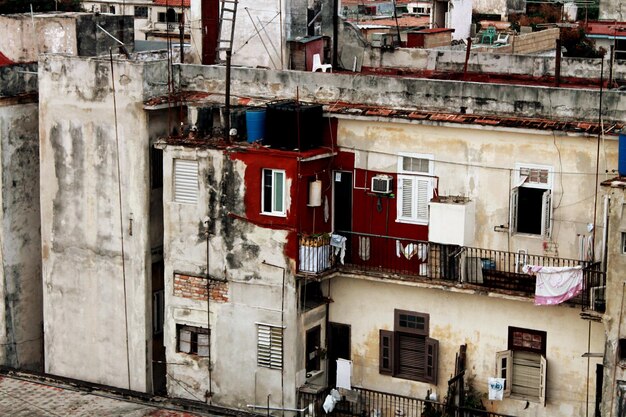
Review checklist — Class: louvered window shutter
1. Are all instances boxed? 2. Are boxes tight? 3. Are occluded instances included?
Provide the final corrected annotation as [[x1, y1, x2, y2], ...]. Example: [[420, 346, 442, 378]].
[[257, 324, 283, 369], [510, 188, 519, 235], [397, 333, 425, 380], [398, 175, 415, 220], [415, 178, 430, 223], [174, 159, 199, 204], [539, 355, 547, 406], [541, 190, 552, 238]]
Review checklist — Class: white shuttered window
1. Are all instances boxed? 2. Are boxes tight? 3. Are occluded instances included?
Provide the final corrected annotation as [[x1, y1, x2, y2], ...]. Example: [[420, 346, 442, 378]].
[[257, 324, 283, 369], [174, 159, 199, 204], [396, 154, 433, 225]]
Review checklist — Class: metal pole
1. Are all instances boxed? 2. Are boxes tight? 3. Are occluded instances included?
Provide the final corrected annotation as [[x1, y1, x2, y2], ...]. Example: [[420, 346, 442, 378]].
[[179, 0, 185, 63], [225, 49, 232, 141]]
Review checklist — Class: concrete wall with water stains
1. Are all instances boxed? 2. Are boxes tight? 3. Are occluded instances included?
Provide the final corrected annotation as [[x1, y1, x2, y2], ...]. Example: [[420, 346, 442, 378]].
[[39, 53, 169, 392], [159, 144, 306, 410], [0, 96, 42, 371]]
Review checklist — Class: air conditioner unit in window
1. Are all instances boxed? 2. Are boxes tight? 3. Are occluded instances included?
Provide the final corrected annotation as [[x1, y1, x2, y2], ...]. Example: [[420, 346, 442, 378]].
[[371, 175, 393, 194]]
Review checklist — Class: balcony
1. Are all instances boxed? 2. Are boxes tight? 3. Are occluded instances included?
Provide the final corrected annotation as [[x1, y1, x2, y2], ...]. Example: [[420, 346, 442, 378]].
[[298, 385, 516, 417], [297, 231, 605, 312]]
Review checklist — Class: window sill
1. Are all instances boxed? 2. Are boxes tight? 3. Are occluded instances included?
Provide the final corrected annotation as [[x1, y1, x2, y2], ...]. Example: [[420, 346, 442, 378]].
[[395, 219, 428, 226], [509, 393, 541, 403], [260, 212, 287, 218], [511, 232, 547, 239]]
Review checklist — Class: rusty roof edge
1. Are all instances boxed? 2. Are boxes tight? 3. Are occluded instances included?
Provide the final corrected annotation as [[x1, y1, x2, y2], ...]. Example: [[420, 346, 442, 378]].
[[143, 91, 622, 137]]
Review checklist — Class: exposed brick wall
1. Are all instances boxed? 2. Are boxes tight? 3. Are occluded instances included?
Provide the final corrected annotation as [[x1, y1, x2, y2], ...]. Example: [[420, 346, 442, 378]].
[[173, 273, 229, 302]]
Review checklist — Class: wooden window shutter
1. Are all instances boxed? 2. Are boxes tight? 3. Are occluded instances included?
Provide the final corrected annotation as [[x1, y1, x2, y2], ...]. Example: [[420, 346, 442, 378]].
[[397, 333, 425, 380], [509, 188, 519, 235], [398, 175, 415, 220], [539, 355, 547, 406], [496, 350, 513, 397], [425, 337, 438, 384], [415, 177, 431, 223], [541, 190, 552, 238], [197, 333, 210, 357], [379, 330, 394, 374]]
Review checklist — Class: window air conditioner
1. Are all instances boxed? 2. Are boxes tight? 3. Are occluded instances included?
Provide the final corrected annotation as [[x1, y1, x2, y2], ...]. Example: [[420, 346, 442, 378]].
[[371, 175, 393, 194]]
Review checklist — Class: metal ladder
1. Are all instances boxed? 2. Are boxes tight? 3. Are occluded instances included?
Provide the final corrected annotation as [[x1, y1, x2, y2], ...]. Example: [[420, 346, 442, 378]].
[[216, 0, 238, 62]]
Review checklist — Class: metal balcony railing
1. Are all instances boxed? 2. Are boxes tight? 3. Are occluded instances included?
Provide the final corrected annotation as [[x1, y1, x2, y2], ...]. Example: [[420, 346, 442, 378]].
[[298, 386, 516, 417], [297, 231, 606, 312]]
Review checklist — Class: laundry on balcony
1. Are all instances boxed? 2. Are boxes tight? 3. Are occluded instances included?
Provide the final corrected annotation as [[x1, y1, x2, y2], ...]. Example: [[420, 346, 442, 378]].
[[522, 265, 583, 305], [358, 236, 371, 261], [395, 241, 428, 261], [299, 234, 332, 273], [331, 234, 347, 264]]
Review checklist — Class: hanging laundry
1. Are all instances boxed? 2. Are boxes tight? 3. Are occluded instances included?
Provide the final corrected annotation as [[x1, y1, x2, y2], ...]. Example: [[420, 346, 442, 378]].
[[331, 234, 347, 264], [358, 236, 371, 261], [395, 241, 421, 260], [488, 378, 505, 401], [522, 265, 584, 305], [324, 195, 329, 223], [417, 243, 428, 262]]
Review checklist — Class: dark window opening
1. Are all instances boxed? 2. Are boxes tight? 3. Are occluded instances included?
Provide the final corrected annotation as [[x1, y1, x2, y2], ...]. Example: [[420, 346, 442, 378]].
[[135, 6, 148, 18], [151, 147, 163, 189], [300, 281, 325, 311], [619, 339, 626, 362], [306, 326, 321, 372], [517, 187, 544, 235]]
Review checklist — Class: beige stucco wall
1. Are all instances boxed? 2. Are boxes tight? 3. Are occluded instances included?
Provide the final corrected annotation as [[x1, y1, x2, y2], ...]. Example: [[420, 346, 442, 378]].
[[336, 118, 618, 260], [160, 145, 304, 410], [329, 275, 604, 417]]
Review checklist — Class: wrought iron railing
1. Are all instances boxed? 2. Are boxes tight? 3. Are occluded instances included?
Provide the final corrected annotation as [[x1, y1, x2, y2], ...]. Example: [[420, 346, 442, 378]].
[[297, 231, 606, 312], [298, 386, 516, 417]]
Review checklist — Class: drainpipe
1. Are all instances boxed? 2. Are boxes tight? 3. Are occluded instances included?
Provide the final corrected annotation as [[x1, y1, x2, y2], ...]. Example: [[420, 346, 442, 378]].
[[179, 0, 185, 63], [262, 261, 286, 416], [205, 219, 212, 403]]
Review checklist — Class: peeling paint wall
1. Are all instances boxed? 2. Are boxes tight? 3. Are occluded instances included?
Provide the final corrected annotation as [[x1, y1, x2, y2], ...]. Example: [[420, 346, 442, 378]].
[[329, 276, 604, 417], [0, 13, 134, 63], [336, 118, 617, 260], [0, 97, 42, 371], [160, 145, 303, 409], [177, 64, 626, 123], [39, 54, 169, 392]]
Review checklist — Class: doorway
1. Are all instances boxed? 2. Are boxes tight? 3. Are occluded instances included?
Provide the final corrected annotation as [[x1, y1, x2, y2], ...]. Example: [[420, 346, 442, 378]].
[[327, 322, 351, 388]]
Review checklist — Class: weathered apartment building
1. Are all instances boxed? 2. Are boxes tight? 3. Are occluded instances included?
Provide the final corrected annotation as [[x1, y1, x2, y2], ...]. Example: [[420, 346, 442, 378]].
[[80, 0, 191, 42], [3, 2, 626, 417], [0, 12, 133, 373]]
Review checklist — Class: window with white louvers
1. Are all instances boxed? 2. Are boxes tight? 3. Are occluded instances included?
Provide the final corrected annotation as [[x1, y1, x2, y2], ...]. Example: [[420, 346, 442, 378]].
[[397, 175, 432, 224], [396, 154, 434, 225], [174, 159, 199, 204], [257, 324, 283, 369]]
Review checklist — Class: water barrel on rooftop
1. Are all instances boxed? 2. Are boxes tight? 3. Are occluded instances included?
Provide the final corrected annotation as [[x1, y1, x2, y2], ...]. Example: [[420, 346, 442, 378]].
[[246, 109, 266, 143], [617, 131, 626, 177], [265, 100, 323, 150]]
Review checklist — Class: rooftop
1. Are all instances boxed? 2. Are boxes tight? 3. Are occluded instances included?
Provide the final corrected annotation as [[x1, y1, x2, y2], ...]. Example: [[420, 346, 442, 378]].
[[153, 0, 190, 6]]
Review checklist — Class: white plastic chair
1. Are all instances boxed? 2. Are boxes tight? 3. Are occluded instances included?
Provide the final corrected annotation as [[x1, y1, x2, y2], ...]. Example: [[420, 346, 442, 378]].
[[312, 53, 332, 73]]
